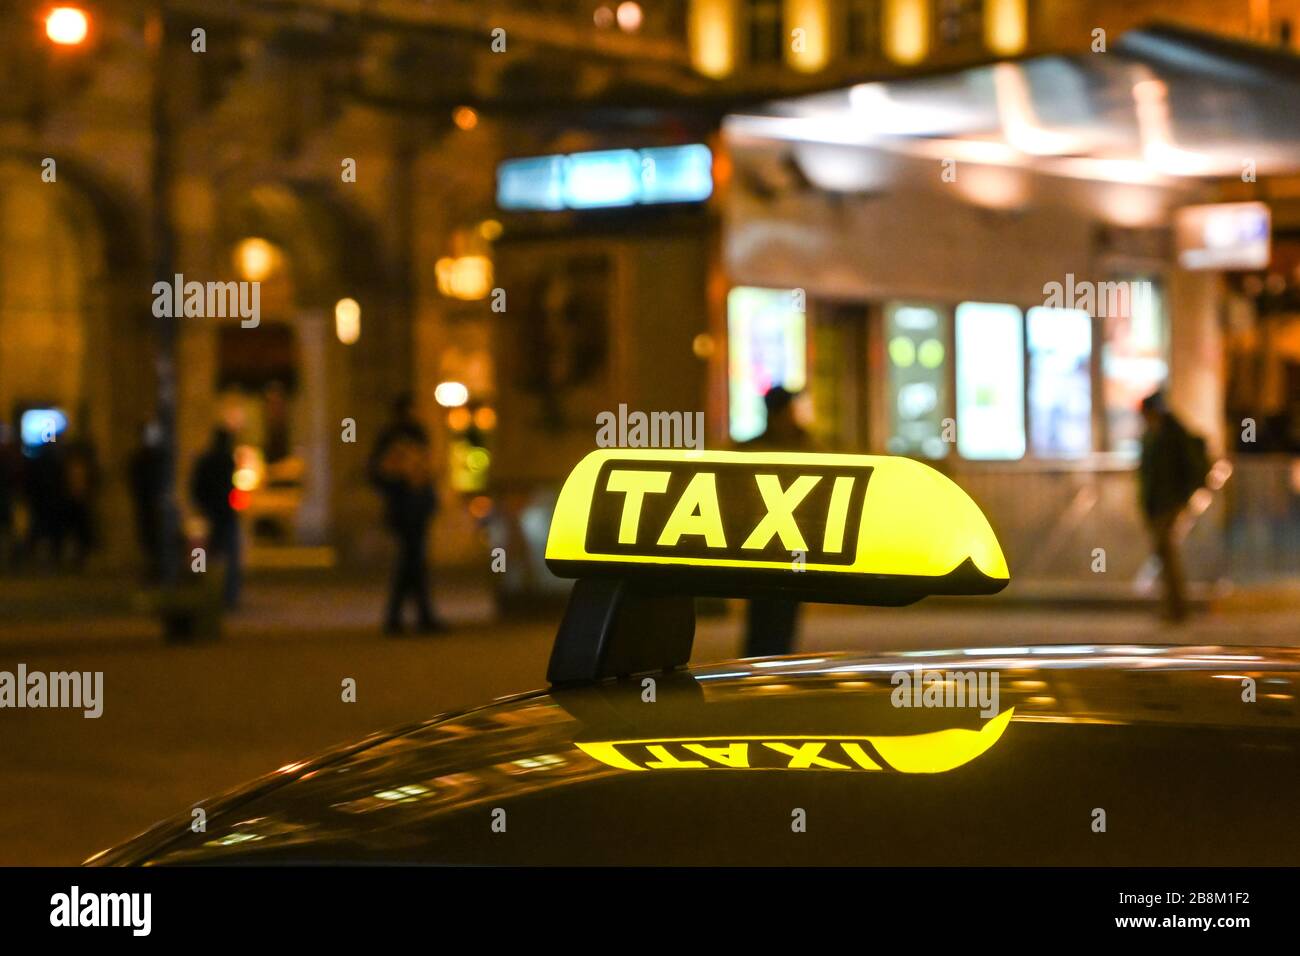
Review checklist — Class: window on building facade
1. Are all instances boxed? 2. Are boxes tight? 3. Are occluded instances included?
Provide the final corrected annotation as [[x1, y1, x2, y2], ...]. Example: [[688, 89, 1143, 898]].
[[937, 0, 983, 46], [727, 286, 807, 442], [1102, 277, 1167, 456], [846, 0, 880, 58], [746, 0, 785, 65], [885, 301, 950, 459], [955, 301, 1025, 460], [1026, 306, 1092, 457], [881, 289, 1165, 463]]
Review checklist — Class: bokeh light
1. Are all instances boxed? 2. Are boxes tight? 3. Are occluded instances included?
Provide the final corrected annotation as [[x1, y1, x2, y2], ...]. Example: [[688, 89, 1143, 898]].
[[435, 381, 469, 408], [233, 237, 280, 282], [45, 6, 89, 46], [616, 2, 643, 32], [452, 106, 478, 131], [334, 297, 361, 345]]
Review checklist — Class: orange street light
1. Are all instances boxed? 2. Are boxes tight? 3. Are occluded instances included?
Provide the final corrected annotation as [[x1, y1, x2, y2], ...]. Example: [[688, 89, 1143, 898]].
[[45, 6, 90, 46], [452, 106, 478, 131]]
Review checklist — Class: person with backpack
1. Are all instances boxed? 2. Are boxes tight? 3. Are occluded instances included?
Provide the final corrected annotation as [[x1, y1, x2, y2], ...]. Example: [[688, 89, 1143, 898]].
[[1138, 391, 1208, 623]]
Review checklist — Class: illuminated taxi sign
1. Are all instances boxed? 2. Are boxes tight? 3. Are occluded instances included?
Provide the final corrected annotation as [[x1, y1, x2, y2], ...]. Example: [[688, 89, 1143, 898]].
[[546, 450, 1009, 604], [577, 709, 1014, 775]]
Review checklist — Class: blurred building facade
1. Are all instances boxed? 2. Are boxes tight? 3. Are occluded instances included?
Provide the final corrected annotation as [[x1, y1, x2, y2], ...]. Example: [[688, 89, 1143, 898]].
[[2, 0, 1299, 589], [0, 0, 712, 573]]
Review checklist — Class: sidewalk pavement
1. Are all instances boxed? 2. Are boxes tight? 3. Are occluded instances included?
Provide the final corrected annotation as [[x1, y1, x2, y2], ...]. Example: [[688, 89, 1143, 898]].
[[3, 568, 1298, 656]]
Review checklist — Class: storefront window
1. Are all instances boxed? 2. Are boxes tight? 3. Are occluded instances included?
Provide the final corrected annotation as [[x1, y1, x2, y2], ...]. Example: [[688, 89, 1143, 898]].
[[1102, 279, 1166, 456], [1026, 307, 1092, 457], [885, 302, 949, 459], [956, 302, 1025, 460], [727, 287, 806, 443]]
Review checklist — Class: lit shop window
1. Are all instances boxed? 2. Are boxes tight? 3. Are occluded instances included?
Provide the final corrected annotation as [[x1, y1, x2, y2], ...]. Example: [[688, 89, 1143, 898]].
[[955, 302, 1025, 460], [727, 287, 807, 443], [885, 302, 949, 459], [1102, 279, 1167, 456], [784, 0, 830, 72], [984, 0, 1027, 56], [884, 0, 929, 65], [690, 0, 737, 78], [1026, 307, 1092, 457]]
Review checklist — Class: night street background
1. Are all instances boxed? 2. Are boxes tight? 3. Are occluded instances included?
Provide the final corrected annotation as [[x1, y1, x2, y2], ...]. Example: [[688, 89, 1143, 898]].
[[4, 0, 1300, 877]]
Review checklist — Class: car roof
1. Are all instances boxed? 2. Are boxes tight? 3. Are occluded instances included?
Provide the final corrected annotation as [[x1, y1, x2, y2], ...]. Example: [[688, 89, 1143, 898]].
[[96, 644, 1300, 866]]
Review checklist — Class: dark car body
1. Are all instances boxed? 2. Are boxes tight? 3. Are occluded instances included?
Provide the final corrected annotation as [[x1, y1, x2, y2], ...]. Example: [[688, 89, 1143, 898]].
[[91, 644, 1300, 866]]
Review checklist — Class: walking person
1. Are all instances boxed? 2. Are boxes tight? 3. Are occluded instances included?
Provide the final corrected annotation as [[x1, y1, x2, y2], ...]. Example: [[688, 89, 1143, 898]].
[[1138, 391, 1207, 623], [0, 423, 20, 571], [62, 431, 99, 570], [740, 386, 814, 657], [370, 394, 444, 635], [190, 425, 242, 609], [128, 420, 167, 583], [23, 438, 66, 569]]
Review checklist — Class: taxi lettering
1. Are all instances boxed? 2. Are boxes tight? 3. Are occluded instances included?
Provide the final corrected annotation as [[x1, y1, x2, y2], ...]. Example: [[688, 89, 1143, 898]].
[[587, 461, 871, 565]]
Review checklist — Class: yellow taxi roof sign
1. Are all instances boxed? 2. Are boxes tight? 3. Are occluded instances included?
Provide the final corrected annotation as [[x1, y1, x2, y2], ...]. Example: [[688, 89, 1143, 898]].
[[545, 449, 1009, 605]]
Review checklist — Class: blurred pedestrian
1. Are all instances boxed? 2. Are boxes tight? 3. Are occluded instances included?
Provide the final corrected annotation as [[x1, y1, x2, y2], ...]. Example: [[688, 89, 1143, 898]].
[[740, 386, 813, 657], [0, 423, 19, 570], [190, 425, 241, 609], [128, 420, 167, 582], [23, 438, 66, 568], [1138, 391, 1207, 623], [62, 431, 100, 570], [369, 393, 444, 635]]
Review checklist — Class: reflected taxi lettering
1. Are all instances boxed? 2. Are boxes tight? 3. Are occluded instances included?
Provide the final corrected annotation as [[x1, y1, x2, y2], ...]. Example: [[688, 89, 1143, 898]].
[[577, 709, 1014, 775]]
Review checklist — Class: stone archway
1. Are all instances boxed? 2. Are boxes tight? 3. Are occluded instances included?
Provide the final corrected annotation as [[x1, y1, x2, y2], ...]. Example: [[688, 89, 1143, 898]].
[[0, 162, 96, 423], [189, 180, 388, 563], [0, 156, 149, 568]]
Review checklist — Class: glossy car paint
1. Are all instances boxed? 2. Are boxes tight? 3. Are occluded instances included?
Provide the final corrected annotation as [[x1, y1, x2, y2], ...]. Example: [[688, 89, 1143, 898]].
[[90, 644, 1300, 866]]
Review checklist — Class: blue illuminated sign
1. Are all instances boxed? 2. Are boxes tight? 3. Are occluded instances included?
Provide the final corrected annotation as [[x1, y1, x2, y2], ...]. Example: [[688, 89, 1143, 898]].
[[497, 155, 565, 211], [20, 407, 67, 452], [497, 144, 713, 211]]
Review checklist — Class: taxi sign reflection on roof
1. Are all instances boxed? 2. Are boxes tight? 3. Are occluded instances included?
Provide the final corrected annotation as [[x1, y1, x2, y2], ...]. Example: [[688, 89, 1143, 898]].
[[546, 449, 1009, 605], [576, 708, 1014, 774]]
